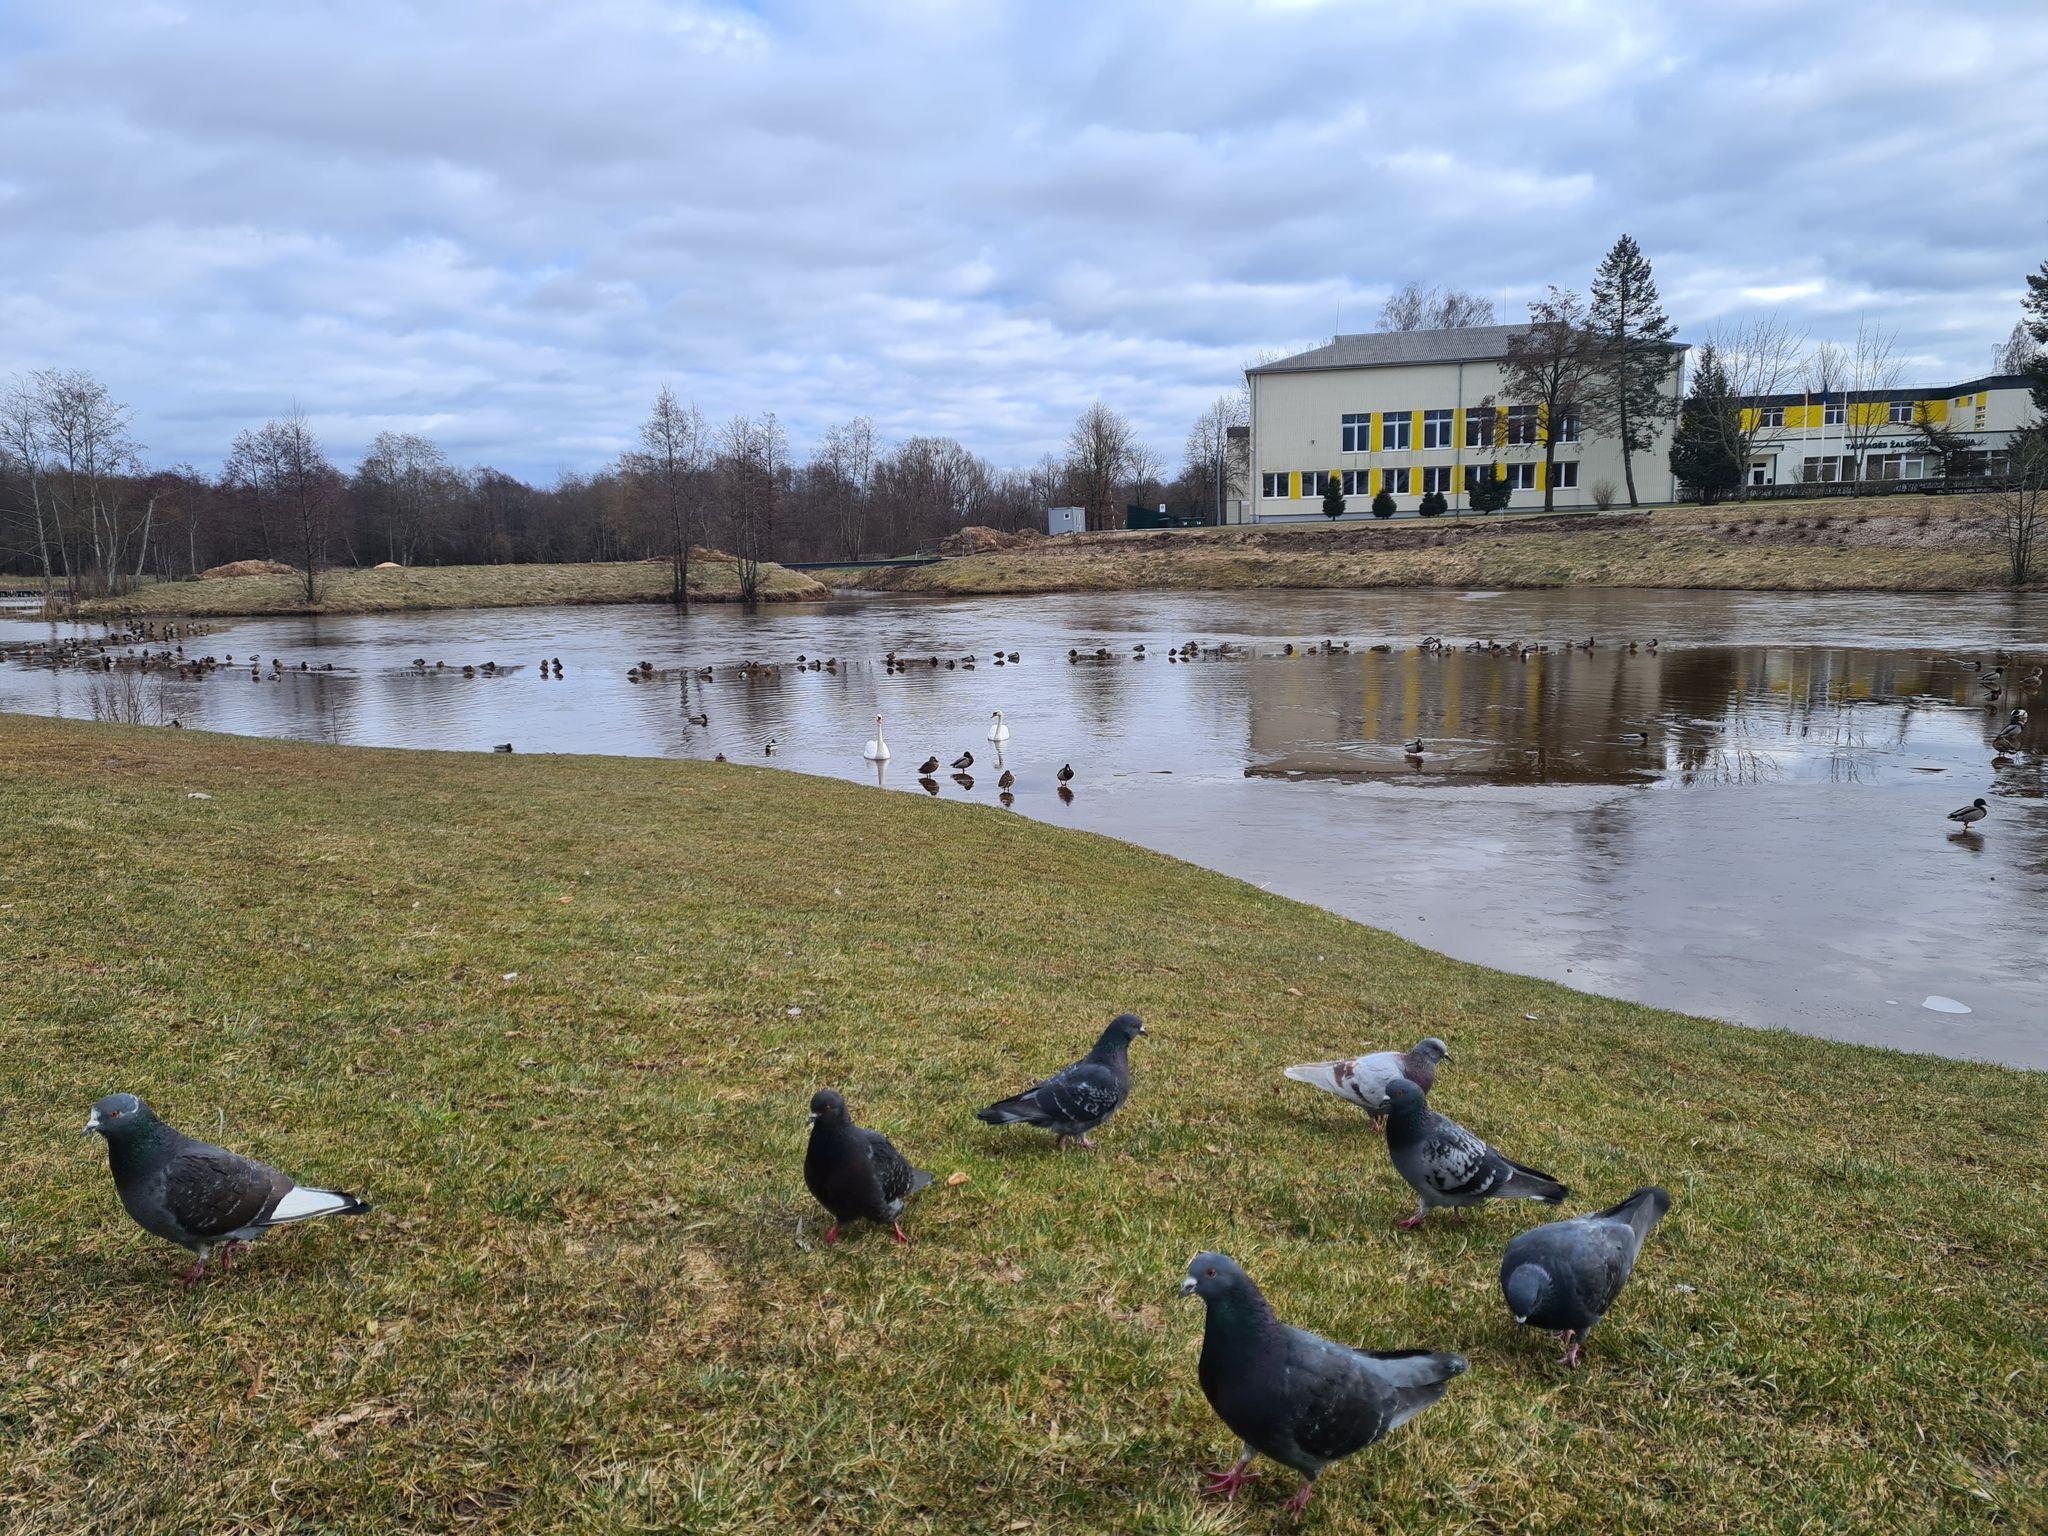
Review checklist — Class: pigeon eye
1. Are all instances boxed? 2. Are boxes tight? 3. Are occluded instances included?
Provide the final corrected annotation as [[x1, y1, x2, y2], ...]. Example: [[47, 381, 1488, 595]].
[[1205, 1266, 1215, 1277]]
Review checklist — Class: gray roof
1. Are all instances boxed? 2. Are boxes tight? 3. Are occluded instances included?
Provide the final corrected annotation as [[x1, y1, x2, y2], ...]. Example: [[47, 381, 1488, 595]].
[[1247, 323, 1688, 376]]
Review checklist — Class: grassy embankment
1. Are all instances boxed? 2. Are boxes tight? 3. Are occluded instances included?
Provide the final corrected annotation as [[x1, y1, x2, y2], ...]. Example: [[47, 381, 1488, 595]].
[[838, 493, 2028, 597], [67, 558, 827, 621], [0, 715, 2042, 1534]]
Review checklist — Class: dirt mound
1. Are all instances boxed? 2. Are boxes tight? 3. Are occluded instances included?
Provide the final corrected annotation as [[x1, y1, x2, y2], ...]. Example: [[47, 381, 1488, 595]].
[[940, 525, 1045, 555], [200, 559, 296, 580], [372, 561, 404, 570]]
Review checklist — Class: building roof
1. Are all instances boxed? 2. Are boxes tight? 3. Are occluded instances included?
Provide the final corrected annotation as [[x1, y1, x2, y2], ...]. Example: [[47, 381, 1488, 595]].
[[1751, 372, 2035, 408], [1247, 323, 1691, 377]]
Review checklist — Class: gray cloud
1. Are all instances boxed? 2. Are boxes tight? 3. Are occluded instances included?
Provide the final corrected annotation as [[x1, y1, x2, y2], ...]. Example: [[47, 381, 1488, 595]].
[[2, 0, 2044, 478]]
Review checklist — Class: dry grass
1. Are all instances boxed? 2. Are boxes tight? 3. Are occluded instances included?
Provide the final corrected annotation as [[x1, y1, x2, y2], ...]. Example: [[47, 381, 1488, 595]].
[[841, 494, 2021, 598], [68, 559, 827, 620], [0, 715, 2043, 1534]]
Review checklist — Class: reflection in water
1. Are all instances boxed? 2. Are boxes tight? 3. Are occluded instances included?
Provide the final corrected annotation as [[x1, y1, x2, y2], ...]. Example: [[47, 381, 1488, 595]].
[[3, 587, 2045, 1066]]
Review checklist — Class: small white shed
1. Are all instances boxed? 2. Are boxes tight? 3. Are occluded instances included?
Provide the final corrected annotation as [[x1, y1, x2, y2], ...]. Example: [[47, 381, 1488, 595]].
[[1047, 505, 1085, 535]]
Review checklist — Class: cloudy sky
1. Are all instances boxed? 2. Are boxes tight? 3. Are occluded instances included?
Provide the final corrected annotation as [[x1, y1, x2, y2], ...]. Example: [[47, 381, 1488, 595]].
[[3, 0, 2045, 480]]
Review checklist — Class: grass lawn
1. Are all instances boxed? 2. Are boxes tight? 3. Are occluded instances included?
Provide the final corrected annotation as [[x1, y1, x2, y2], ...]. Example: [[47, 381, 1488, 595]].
[[1, 715, 2042, 1534], [843, 493, 2023, 598], [66, 558, 826, 620]]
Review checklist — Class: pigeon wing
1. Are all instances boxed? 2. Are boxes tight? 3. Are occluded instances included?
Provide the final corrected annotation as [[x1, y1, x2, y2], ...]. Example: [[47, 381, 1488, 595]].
[[161, 1142, 292, 1239], [863, 1128, 932, 1206], [1416, 1115, 1499, 1200], [1278, 1329, 1396, 1464], [1032, 1060, 1124, 1126]]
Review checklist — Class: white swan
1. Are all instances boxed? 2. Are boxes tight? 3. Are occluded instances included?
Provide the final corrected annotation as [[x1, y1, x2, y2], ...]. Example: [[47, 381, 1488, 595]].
[[987, 709, 1011, 742], [863, 714, 891, 761]]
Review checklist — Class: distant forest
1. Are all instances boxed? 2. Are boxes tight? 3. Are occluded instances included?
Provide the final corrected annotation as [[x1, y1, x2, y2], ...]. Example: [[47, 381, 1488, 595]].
[[0, 370, 1248, 598]]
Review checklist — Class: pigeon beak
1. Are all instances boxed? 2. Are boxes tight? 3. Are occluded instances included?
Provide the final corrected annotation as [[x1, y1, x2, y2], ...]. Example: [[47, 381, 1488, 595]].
[[1514, 1315, 1527, 1325], [1177, 1275, 1197, 1298], [81, 1111, 100, 1137], [807, 1113, 819, 1125]]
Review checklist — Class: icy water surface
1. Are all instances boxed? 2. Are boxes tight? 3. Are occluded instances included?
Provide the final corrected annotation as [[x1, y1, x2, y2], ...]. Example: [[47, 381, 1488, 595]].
[[4, 587, 2044, 1066]]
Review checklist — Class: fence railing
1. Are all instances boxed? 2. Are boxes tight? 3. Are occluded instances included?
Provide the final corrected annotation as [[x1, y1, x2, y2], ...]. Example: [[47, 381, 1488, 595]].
[[1708, 474, 2018, 503]]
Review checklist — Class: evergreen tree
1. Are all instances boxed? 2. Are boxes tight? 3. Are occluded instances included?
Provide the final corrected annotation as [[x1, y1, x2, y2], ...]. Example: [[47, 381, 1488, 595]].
[[1321, 469, 1346, 519], [1466, 466, 1512, 514], [2023, 259, 2048, 425], [1371, 487, 1396, 518], [1586, 234, 1679, 507], [1418, 488, 1447, 517], [1669, 343, 1742, 504]]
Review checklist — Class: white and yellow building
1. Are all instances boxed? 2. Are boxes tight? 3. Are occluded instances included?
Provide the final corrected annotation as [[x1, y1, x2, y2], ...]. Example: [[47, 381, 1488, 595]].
[[1736, 373, 2035, 488], [1242, 325, 1687, 520]]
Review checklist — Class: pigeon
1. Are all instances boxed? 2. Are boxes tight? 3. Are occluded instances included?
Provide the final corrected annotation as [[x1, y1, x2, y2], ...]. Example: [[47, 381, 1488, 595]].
[[802, 1088, 932, 1246], [1182, 1251, 1467, 1519], [1946, 797, 1988, 832], [1283, 1037, 1449, 1131], [975, 1012, 1144, 1150], [82, 1093, 369, 1284], [1382, 1076, 1566, 1228], [1502, 1186, 1671, 1365]]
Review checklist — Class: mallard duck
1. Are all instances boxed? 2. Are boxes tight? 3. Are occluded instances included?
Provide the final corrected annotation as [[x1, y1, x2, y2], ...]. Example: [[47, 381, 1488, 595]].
[[686, 713, 708, 727], [1055, 763, 1074, 784], [1991, 725, 2020, 752], [493, 743, 513, 753], [997, 769, 1015, 790], [952, 750, 973, 770], [1621, 731, 1648, 744], [764, 736, 779, 756], [1402, 738, 1425, 754], [1947, 797, 1988, 831], [917, 756, 940, 775]]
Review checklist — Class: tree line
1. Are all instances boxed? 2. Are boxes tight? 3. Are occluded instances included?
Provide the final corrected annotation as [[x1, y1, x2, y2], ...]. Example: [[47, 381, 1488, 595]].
[[0, 373, 1238, 599]]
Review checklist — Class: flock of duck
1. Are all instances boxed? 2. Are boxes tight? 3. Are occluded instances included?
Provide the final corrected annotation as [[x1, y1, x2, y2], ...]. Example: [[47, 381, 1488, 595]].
[[80, 1015, 1668, 1522]]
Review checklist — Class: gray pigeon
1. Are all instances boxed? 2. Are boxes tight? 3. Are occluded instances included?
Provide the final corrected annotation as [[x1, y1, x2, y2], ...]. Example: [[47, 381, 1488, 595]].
[[1382, 1076, 1566, 1228], [1181, 1251, 1467, 1519], [1283, 1037, 1448, 1130], [975, 1012, 1145, 1149], [1501, 1186, 1672, 1365], [803, 1088, 931, 1245], [82, 1093, 369, 1284]]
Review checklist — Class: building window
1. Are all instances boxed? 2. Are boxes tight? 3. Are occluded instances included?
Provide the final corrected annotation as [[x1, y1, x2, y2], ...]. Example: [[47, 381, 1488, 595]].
[[1464, 464, 1495, 492], [1823, 401, 1844, 427], [1421, 465, 1455, 494], [1261, 472, 1289, 498], [1887, 400, 1915, 424], [1552, 460, 1579, 489], [1340, 413, 1369, 453], [1507, 462, 1538, 490], [1341, 470, 1371, 496], [1757, 405, 1784, 429], [1506, 405, 1540, 445], [1552, 412, 1580, 443], [1421, 409, 1453, 449], [1301, 470, 1329, 498], [1800, 456, 1852, 483], [1382, 467, 1411, 495], [1381, 412, 1412, 450], [1466, 410, 1496, 449]]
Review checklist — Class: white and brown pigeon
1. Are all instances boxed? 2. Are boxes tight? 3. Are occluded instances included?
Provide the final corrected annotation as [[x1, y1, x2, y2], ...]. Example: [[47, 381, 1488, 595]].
[[83, 1093, 370, 1284], [1283, 1037, 1448, 1130]]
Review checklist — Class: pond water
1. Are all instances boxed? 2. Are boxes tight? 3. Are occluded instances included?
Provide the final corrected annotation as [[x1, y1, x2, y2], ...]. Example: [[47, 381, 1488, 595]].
[[4, 587, 2044, 1067]]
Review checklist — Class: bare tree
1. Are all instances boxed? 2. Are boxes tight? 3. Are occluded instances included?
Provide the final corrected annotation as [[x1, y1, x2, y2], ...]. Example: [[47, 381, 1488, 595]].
[[624, 387, 708, 604], [1377, 281, 1499, 331], [716, 412, 786, 603], [37, 369, 144, 597], [1183, 394, 1249, 524], [1699, 313, 1808, 495], [1996, 321, 2038, 375], [0, 377, 55, 595], [1063, 402, 1137, 531], [355, 431, 461, 567], [223, 409, 339, 604], [815, 416, 876, 560], [1999, 433, 2045, 586], [1499, 287, 1603, 514], [1839, 319, 1903, 481]]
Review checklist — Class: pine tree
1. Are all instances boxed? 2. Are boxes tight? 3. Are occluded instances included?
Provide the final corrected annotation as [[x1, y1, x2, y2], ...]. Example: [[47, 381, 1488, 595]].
[[2023, 259, 2048, 424], [1669, 343, 1741, 504], [1586, 234, 1679, 507], [1371, 487, 1396, 518], [1321, 469, 1346, 519]]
